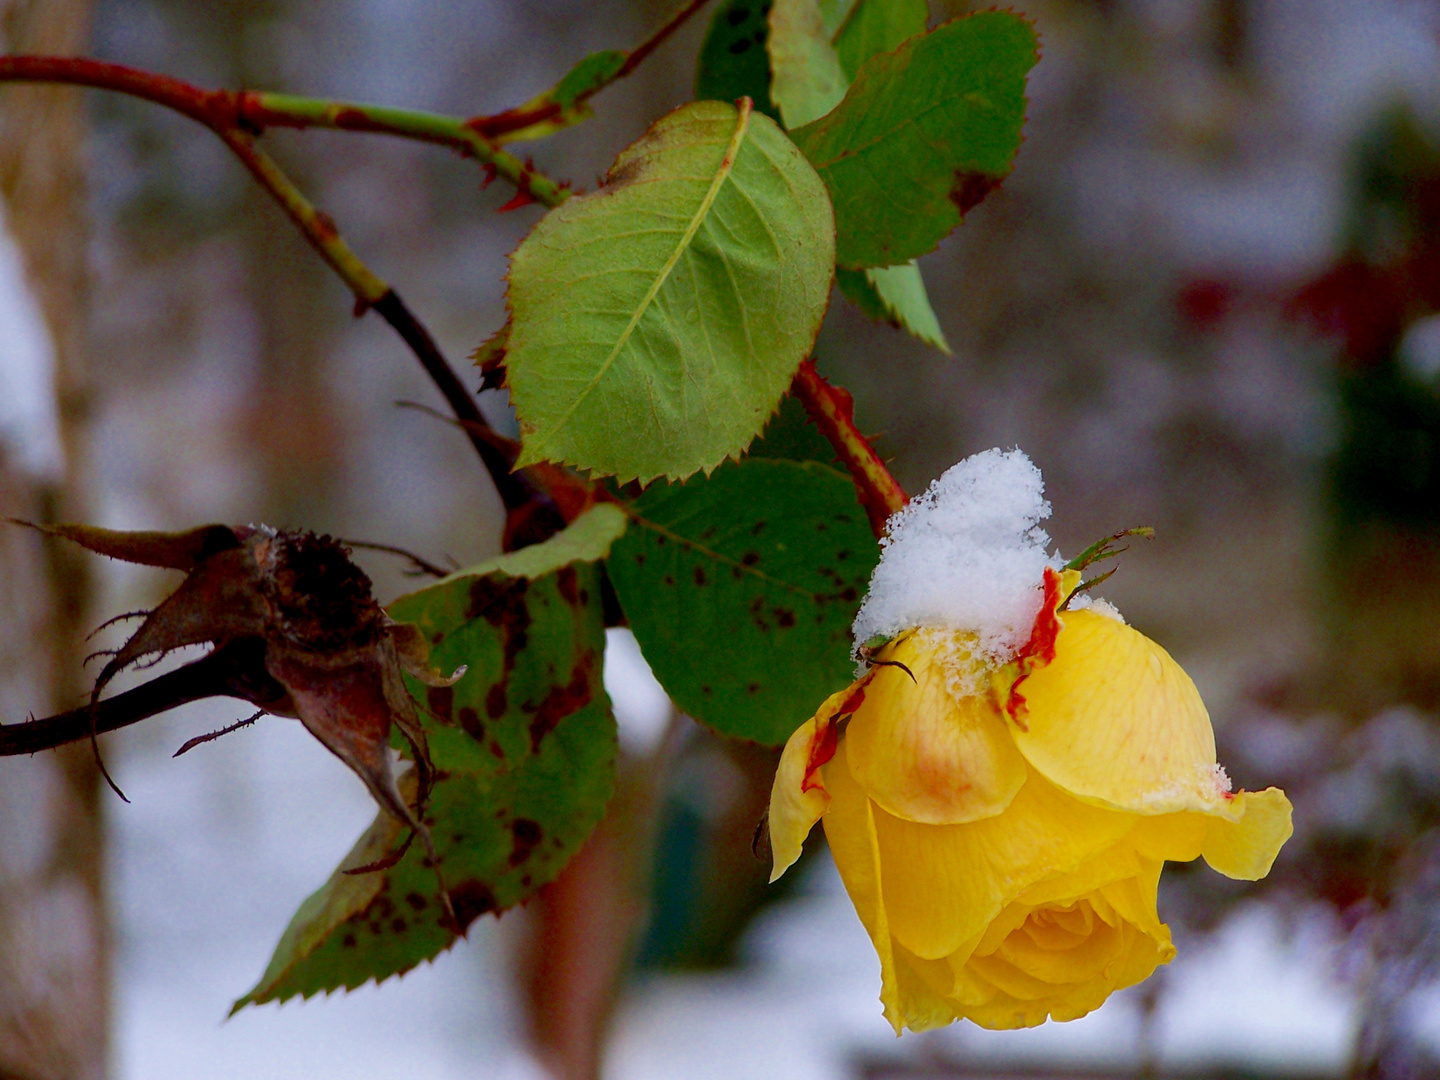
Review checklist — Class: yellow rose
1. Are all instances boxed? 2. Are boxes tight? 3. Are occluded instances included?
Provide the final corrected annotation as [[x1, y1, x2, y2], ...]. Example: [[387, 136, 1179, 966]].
[[768, 567, 1293, 1033]]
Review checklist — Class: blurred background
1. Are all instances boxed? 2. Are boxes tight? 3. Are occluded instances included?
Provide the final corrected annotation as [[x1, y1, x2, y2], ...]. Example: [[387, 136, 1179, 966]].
[[1, 0, 1439, 1077]]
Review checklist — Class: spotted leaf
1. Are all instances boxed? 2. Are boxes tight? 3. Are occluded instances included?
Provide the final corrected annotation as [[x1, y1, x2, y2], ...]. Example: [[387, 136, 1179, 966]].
[[607, 458, 877, 745], [235, 508, 623, 1006]]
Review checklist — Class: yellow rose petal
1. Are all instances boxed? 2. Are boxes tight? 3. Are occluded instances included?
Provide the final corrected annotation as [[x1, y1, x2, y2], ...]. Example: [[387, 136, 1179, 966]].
[[846, 632, 1027, 825], [951, 862, 1174, 1029], [1013, 840, 1150, 910], [1010, 609, 1224, 814], [1128, 811, 1209, 864], [870, 770, 1135, 961], [891, 943, 965, 1032], [768, 714, 833, 882], [819, 735, 907, 1032], [1201, 787, 1294, 880], [1126, 788, 1294, 881]]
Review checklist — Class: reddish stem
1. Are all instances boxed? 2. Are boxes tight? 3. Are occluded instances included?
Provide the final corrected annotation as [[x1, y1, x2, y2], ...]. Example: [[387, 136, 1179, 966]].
[[469, 0, 715, 140], [0, 55, 234, 125], [0, 54, 551, 516], [790, 360, 908, 538]]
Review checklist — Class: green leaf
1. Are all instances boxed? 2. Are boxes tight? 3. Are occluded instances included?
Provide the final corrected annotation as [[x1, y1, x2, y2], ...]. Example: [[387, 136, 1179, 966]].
[[833, 0, 928, 81], [234, 701, 615, 1007], [837, 263, 950, 352], [766, 0, 949, 350], [553, 50, 627, 109], [768, 0, 848, 128], [432, 503, 628, 584], [236, 513, 620, 1007], [748, 393, 835, 464], [817, 0, 859, 38], [606, 459, 877, 745], [695, 0, 779, 120], [506, 100, 835, 484], [792, 11, 1038, 268]]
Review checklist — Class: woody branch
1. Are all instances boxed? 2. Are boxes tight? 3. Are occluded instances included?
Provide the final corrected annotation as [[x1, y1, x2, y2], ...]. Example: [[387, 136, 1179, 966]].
[[0, 42, 910, 539]]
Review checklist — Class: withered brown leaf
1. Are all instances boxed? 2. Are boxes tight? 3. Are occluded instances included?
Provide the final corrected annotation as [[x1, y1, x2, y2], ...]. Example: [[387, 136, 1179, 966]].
[[1, 520, 461, 909]]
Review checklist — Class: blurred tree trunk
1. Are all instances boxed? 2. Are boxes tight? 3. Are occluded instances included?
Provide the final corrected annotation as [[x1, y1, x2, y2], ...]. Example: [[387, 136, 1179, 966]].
[[522, 715, 681, 1080], [0, 2, 106, 1079]]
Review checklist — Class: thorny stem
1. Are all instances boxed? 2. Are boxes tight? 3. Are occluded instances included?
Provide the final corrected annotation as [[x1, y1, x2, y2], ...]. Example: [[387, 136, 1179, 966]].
[[0, 57, 571, 208], [470, 0, 716, 141], [0, 641, 285, 757], [0, 55, 543, 513], [0, 46, 911, 537], [212, 129, 542, 512], [791, 360, 909, 539], [235, 93, 571, 208]]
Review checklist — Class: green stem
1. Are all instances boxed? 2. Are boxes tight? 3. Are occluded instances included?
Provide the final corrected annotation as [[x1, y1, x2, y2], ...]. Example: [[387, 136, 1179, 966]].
[[238, 92, 572, 207]]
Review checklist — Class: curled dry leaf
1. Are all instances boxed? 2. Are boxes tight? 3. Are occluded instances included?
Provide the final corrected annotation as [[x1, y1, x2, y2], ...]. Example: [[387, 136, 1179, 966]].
[[1, 520, 458, 913]]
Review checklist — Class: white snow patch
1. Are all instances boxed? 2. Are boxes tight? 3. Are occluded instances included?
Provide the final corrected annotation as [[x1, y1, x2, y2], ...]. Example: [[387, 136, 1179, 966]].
[[1067, 594, 1127, 623], [604, 627, 672, 756], [852, 449, 1059, 673]]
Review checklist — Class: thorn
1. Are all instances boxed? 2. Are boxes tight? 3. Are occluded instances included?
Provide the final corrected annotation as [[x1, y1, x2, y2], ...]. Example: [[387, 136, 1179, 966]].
[[88, 707, 129, 803], [352, 296, 370, 318], [86, 610, 151, 641], [173, 711, 262, 757], [497, 190, 536, 213], [338, 538, 449, 580], [480, 163, 498, 189]]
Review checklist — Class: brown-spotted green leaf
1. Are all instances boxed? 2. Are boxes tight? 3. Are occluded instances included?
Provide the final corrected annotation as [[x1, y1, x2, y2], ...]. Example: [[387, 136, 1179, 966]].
[[233, 699, 615, 1007], [235, 509, 623, 1007], [606, 458, 877, 745], [695, 0, 779, 120]]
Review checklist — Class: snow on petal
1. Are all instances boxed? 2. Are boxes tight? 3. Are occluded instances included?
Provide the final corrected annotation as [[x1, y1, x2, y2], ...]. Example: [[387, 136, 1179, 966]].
[[853, 449, 1058, 673]]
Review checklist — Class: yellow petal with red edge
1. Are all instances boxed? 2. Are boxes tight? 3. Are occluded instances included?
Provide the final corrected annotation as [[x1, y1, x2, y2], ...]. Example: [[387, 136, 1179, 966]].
[[768, 675, 874, 882], [768, 715, 833, 882], [1009, 608, 1224, 814], [869, 770, 1135, 961], [846, 632, 1027, 825]]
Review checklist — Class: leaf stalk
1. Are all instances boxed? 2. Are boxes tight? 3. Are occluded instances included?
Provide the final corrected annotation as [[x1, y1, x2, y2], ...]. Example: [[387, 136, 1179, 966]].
[[790, 359, 909, 538]]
